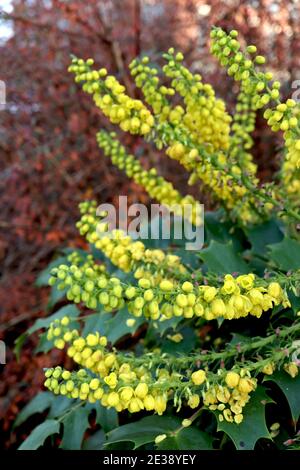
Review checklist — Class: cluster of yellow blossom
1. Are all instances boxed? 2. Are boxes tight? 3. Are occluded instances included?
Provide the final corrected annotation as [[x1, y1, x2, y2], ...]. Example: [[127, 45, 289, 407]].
[[162, 48, 232, 152], [44, 317, 257, 422], [43, 314, 300, 424], [75, 200, 186, 280], [49, 254, 290, 321], [165, 141, 253, 216], [203, 370, 257, 424], [129, 57, 176, 120], [68, 57, 154, 135], [230, 82, 257, 174], [96, 130, 202, 226], [210, 27, 300, 201]]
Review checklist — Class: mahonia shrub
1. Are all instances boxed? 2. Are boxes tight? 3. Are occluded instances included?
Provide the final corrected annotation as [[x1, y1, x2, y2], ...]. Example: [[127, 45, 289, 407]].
[[16, 27, 300, 451]]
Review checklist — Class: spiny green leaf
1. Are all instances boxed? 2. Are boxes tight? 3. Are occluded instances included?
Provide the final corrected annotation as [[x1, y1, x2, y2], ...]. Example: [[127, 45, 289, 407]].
[[268, 237, 300, 271], [162, 326, 197, 355], [105, 416, 181, 449], [157, 426, 212, 450], [47, 284, 66, 310], [105, 308, 144, 344], [18, 420, 60, 450], [198, 240, 248, 274], [82, 308, 144, 344], [48, 396, 74, 419], [60, 407, 90, 449], [15, 304, 80, 357], [14, 392, 54, 427], [82, 430, 105, 450], [86, 402, 118, 432], [82, 312, 110, 337], [265, 371, 300, 426], [245, 218, 283, 256], [216, 386, 272, 450]]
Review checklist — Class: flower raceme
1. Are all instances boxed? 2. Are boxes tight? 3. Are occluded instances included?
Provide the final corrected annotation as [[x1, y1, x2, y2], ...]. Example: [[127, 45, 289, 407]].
[[96, 130, 203, 226], [44, 316, 257, 423], [210, 26, 300, 203], [49, 257, 290, 321], [40, 27, 300, 434], [68, 58, 154, 136], [68, 29, 300, 225], [43, 316, 299, 425], [75, 201, 186, 282]]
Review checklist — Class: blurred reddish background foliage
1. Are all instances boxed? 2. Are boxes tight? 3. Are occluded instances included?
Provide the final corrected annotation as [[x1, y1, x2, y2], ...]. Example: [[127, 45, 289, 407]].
[[0, 0, 300, 448]]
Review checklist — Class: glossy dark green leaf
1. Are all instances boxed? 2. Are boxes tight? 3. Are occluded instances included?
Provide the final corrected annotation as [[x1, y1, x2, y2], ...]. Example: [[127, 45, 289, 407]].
[[245, 219, 283, 256], [18, 420, 60, 450], [94, 403, 118, 432], [28, 304, 80, 336], [105, 308, 144, 344], [105, 416, 181, 449], [48, 396, 74, 419], [268, 237, 300, 271], [265, 371, 300, 425], [82, 430, 105, 450], [162, 326, 197, 355], [14, 392, 54, 427], [47, 284, 67, 310], [60, 407, 90, 449], [157, 426, 212, 450], [198, 240, 248, 274], [216, 386, 272, 450], [82, 312, 110, 337]]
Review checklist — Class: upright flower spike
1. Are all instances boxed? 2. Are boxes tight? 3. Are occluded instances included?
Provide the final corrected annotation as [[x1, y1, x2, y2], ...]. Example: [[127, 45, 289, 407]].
[[43, 315, 300, 423], [229, 81, 258, 175], [49, 257, 291, 322], [96, 130, 203, 226], [68, 57, 155, 135], [76, 200, 186, 280], [68, 53, 278, 225], [210, 27, 300, 203], [162, 48, 232, 152], [129, 57, 176, 120]]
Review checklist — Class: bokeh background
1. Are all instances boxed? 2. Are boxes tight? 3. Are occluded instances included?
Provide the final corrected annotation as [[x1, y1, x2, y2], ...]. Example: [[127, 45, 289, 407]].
[[0, 0, 299, 448]]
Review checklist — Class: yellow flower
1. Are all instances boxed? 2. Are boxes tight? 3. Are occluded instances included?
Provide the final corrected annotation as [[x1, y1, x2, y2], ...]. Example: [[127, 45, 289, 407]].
[[262, 362, 275, 375], [238, 378, 254, 394], [225, 371, 240, 388], [191, 370, 206, 385], [284, 362, 298, 378], [234, 414, 243, 424], [155, 434, 167, 444], [182, 419, 192, 427], [267, 282, 282, 299], [107, 392, 120, 407], [144, 395, 155, 411], [154, 395, 167, 415], [188, 394, 200, 409], [104, 372, 118, 389], [135, 383, 149, 399]]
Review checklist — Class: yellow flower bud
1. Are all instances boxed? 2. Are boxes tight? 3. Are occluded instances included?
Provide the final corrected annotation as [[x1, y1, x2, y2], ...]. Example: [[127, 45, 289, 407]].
[[225, 371, 240, 388], [155, 434, 167, 444], [284, 362, 298, 378], [191, 370, 206, 385], [188, 394, 200, 409], [135, 383, 149, 399], [262, 362, 275, 375]]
